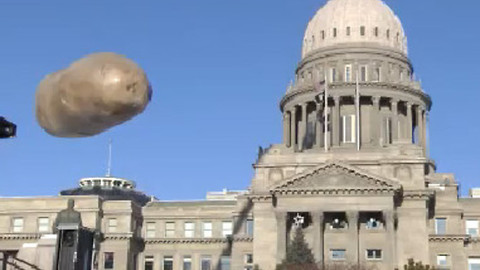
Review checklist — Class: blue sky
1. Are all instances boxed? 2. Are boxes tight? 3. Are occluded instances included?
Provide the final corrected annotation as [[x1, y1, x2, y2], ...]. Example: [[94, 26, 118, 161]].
[[0, 0, 478, 199]]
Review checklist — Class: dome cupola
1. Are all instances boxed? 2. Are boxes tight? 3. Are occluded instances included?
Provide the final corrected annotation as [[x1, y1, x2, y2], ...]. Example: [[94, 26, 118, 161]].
[[302, 0, 407, 58]]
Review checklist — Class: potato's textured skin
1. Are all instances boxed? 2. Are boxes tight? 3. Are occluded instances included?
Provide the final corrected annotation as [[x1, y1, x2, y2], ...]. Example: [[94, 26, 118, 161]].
[[36, 52, 151, 137]]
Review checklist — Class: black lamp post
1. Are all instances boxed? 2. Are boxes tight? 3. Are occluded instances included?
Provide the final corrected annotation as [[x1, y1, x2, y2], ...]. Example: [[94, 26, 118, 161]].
[[0, 117, 16, 138]]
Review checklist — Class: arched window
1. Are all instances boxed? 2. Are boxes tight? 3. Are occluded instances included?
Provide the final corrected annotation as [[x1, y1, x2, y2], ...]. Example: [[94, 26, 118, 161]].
[[374, 27, 379, 37], [333, 28, 337, 38], [321, 30, 325, 40], [360, 26, 366, 36], [346, 27, 351, 36]]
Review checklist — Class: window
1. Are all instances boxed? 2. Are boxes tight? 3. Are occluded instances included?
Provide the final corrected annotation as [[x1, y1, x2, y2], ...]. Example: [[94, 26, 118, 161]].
[[437, 254, 448, 266], [108, 218, 117, 233], [330, 68, 336, 82], [244, 254, 253, 264], [321, 30, 325, 40], [163, 256, 173, 270], [466, 220, 479, 237], [469, 258, 480, 270], [202, 222, 212, 238], [244, 254, 253, 270], [344, 65, 352, 82], [435, 218, 447, 235], [183, 256, 192, 270], [146, 222, 156, 238], [12, 217, 24, 233], [220, 256, 231, 270], [222, 221, 232, 237], [346, 27, 351, 36], [341, 115, 356, 143], [246, 219, 254, 236], [360, 26, 366, 36], [184, 222, 195, 238], [38, 217, 49, 232], [387, 29, 390, 39], [331, 249, 346, 260], [165, 222, 175, 238], [366, 249, 382, 260], [201, 256, 212, 270], [104, 252, 114, 269], [360, 65, 368, 81], [333, 28, 337, 38], [366, 218, 380, 229], [145, 256, 154, 270], [374, 27, 379, 37]]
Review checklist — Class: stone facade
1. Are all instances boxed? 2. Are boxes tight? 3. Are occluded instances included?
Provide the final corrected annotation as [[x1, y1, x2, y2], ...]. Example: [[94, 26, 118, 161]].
[[1, 0, 480, 270]]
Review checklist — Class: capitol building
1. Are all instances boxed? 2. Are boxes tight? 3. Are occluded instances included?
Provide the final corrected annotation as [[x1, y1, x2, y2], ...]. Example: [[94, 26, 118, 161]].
[[1, 0, 480, 269]]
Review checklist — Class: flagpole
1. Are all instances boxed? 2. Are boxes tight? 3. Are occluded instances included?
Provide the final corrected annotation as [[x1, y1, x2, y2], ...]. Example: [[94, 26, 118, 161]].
[[324, 73, 329, 152], [355, 68, 361, 151]]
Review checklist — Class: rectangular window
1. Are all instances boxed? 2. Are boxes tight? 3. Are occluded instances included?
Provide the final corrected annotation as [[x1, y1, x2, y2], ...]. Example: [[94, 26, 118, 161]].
[[220, 256, 231, 270], [366, 249, 382, 260], [330, 68, 336, 82], [469, 258, 480, 270], [330, 249, 346, 260], [183, 256, 192, 270], [108, 218, 117, 233], [38, 217, 49, 233], [360, 26, 366, 36], [244, 254, 253, 265], [333, 28, 337, 38], [246, 219, 254, 237], [321, 31, 325, 40], [437, 254, 448, 266], [165, 222, 175, 238], [201, 256, 212, 270], [184, 222, 195, 238], [466, 220, 479, 237], [12, 217, 24, 233], [203, 222, 212, 238], [346, 27, 351, 36], [145, 256, 154, 270], [222, 221, 233, 237], [435, 218, 447, 235], [344, 65, 352, 82], [163, 256, 173, 270], [360, 65, 368, 81], [104, 252, 114, 269], [146, 222, 156, 238], [341, 115, 356, 143]]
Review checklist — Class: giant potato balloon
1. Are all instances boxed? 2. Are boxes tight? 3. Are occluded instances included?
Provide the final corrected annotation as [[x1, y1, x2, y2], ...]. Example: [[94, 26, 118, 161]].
[[35, 52, 152, 137]]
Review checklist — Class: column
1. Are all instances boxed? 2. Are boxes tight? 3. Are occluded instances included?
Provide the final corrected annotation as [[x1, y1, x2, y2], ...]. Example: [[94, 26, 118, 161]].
[[290, 107, 297, 150], [315, 103, 324, 149], [275, 211, 288, 264], [347, 211, 359, 265], [391, 99, 399, 143], [311, 212, 325, 264], [416, 106, 423, 148], [299, 103, 308, 151], [332, 96, 341, 146], [371, 97, 381, 146], [384, 211, 397, 269], [285, 112, 291, 148], [406, 103, 413, 143]]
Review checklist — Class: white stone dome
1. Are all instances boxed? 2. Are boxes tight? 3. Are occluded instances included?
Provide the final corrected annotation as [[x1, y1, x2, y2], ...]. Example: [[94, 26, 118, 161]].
[[302, 0, 407, 58]]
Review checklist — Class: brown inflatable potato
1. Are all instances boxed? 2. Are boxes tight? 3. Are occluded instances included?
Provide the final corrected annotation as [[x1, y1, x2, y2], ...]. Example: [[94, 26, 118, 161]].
[[36, 53, 152, 137]]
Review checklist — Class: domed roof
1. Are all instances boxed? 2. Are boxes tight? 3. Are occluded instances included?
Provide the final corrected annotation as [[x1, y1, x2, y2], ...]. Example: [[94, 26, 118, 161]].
[[302, 0, 407, 58]]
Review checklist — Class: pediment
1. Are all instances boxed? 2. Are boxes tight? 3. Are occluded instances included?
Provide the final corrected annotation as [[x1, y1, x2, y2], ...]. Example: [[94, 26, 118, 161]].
[[271, 161, 401, 195]]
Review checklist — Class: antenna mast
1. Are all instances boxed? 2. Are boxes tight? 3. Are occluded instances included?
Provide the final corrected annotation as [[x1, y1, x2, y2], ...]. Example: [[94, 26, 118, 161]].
[[106, 139, 112, 177]]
